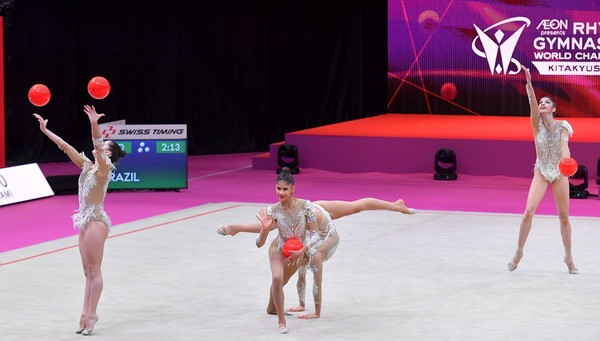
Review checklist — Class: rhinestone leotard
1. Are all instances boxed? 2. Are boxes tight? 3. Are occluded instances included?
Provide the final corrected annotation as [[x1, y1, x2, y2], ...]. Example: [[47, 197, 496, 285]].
[[70, 137, 115, 232], [533, 120, 573, 183]]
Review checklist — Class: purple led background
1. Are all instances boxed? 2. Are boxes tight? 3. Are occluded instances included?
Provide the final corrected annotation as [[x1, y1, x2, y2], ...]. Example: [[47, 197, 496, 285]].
[[388, 0, 600, 118]]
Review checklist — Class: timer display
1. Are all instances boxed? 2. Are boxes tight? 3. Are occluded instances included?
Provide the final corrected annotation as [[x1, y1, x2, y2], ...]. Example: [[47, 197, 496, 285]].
[[156, 141, 186, 154]]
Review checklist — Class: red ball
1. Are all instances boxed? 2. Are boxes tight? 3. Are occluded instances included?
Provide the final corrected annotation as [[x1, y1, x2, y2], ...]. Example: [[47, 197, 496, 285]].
[[87, 76, 111, 100], [282, 238, 303, 258], [28, 84, 51, 107], [558, 157, 578, 176], [440, 82, 458, 101]]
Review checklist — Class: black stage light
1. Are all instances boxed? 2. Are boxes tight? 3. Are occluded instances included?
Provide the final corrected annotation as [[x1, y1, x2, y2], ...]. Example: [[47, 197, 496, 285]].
[[596, 158, 600, 194], [596, 157, 600, 185], [596, 158, 600, 199], [569, 164, 589, 199], [434, 148, 457, 180], [277, 143, 300, 174]]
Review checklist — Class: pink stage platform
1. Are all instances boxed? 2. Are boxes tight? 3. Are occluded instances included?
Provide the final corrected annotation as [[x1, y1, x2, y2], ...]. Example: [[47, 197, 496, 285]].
[[253, 114, 600, 180]]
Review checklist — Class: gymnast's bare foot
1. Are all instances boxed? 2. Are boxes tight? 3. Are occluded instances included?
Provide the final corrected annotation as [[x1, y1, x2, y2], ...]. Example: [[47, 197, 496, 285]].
[[267, 309, 293, 316], [216, 225, 239, 236], [286, 305, 305, 313], [395, 199, 417, 215], [268, 303, 294, 316], [76, 314, 87, 334], [564, 256, 578, 274], [298, 313, 320, 319], [82, 315, 98, 336], [508, 248, 523, 271], [277, 324, 288, 334]]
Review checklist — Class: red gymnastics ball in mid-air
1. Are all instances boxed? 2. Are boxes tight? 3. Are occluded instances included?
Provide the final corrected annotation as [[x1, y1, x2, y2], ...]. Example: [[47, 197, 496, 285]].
[[440, 82, 458, 101], [87, 76, 110, 99], [282, 238, 304, 258], [28, 84, 51, 107], [558, 157, 578, 177]]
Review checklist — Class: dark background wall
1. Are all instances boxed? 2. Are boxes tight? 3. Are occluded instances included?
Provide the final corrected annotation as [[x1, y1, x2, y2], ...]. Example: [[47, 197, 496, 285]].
[[2, 0, 387, 165]]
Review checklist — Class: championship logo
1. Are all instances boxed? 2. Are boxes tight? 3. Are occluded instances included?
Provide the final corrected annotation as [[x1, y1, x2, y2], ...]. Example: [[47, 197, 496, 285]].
[[472, 17, 531, 75]]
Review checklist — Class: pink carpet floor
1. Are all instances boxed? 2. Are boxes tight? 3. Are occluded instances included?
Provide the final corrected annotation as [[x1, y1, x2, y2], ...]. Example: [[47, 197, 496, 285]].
[[1, 152, 598, 253]]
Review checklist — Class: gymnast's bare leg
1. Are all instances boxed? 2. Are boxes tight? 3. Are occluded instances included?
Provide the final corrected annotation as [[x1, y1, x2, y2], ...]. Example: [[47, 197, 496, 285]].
[[316, 198, 416, 219], [285, 267, 307, 313], [217, 198, 416, 236], [552, 174, 578, 273], [216, 222, 262, 236], [265, 239, 305, 315], [508, 170, 547, 270], [78, 221, 108, 334]]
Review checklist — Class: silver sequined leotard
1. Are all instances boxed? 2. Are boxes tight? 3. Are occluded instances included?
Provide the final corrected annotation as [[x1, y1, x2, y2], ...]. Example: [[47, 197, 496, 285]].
[[533, 120, 573, 182], [71, 137, 115, 232], [267, 199, 320, 256], [267, 202, 339, 265], [307, 203, 339, 263], [294, 203, 340, 307]]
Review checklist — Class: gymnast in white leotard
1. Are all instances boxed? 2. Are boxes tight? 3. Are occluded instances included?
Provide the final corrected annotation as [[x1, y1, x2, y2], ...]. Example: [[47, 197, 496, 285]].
[[218, 197, 416, 320], [34, 105, 126, 335], [533, 119, 573, 183], [507, 66, 578, 274], [266, 202, 339, 320]]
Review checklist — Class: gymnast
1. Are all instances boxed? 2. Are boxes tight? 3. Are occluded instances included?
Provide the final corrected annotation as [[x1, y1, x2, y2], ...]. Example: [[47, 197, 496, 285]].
[[217, 173, 416, 331], [507, 66, 578, 274], [34, 105, 126, 335]]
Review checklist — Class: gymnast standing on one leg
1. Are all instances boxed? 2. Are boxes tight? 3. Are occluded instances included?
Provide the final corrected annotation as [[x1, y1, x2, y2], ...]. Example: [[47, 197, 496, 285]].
[[217, 198, 416, 316], [252, 167, 324, 334], [34, 105, 126, 335], [256, 201, 338, 321], [507, 66, 578, 274]]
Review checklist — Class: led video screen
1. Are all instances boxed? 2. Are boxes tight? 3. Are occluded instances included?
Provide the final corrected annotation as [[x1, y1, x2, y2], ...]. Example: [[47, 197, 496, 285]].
[[388, 0, 600, 118]]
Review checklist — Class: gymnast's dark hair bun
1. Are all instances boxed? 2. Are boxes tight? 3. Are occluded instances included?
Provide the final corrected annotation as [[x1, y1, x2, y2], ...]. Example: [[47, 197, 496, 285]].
[[277, 167, 294, 184], [107, 141, 126, 164]]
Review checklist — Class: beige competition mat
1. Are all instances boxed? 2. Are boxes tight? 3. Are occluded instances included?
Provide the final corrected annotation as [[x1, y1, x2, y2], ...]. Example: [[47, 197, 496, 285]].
[[1, 203, 599, 341]]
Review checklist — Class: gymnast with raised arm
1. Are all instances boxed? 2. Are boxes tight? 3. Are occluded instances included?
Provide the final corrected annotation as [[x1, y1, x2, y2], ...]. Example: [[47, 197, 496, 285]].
[[507, 66, 578, 274], [34, 105, 126, 335], [218, 190, 416, 321]]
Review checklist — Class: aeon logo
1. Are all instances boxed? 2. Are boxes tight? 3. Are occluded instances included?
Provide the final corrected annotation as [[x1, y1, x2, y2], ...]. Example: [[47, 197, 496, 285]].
[[536, 19, 567, 30], [472, 17, 531, 75]]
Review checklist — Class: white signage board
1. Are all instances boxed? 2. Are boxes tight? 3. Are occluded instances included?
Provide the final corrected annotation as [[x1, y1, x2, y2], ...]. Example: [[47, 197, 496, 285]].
[[99, 124, 187, 140], [0, 163, 55, 206]]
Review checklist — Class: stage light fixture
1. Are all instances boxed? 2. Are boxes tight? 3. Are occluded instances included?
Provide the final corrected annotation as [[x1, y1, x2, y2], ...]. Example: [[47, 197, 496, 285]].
[[569, 164, 589, 199], [277, 143, 300, 174], [434, 148, 457, 180], [596, 158, 600, 200]]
